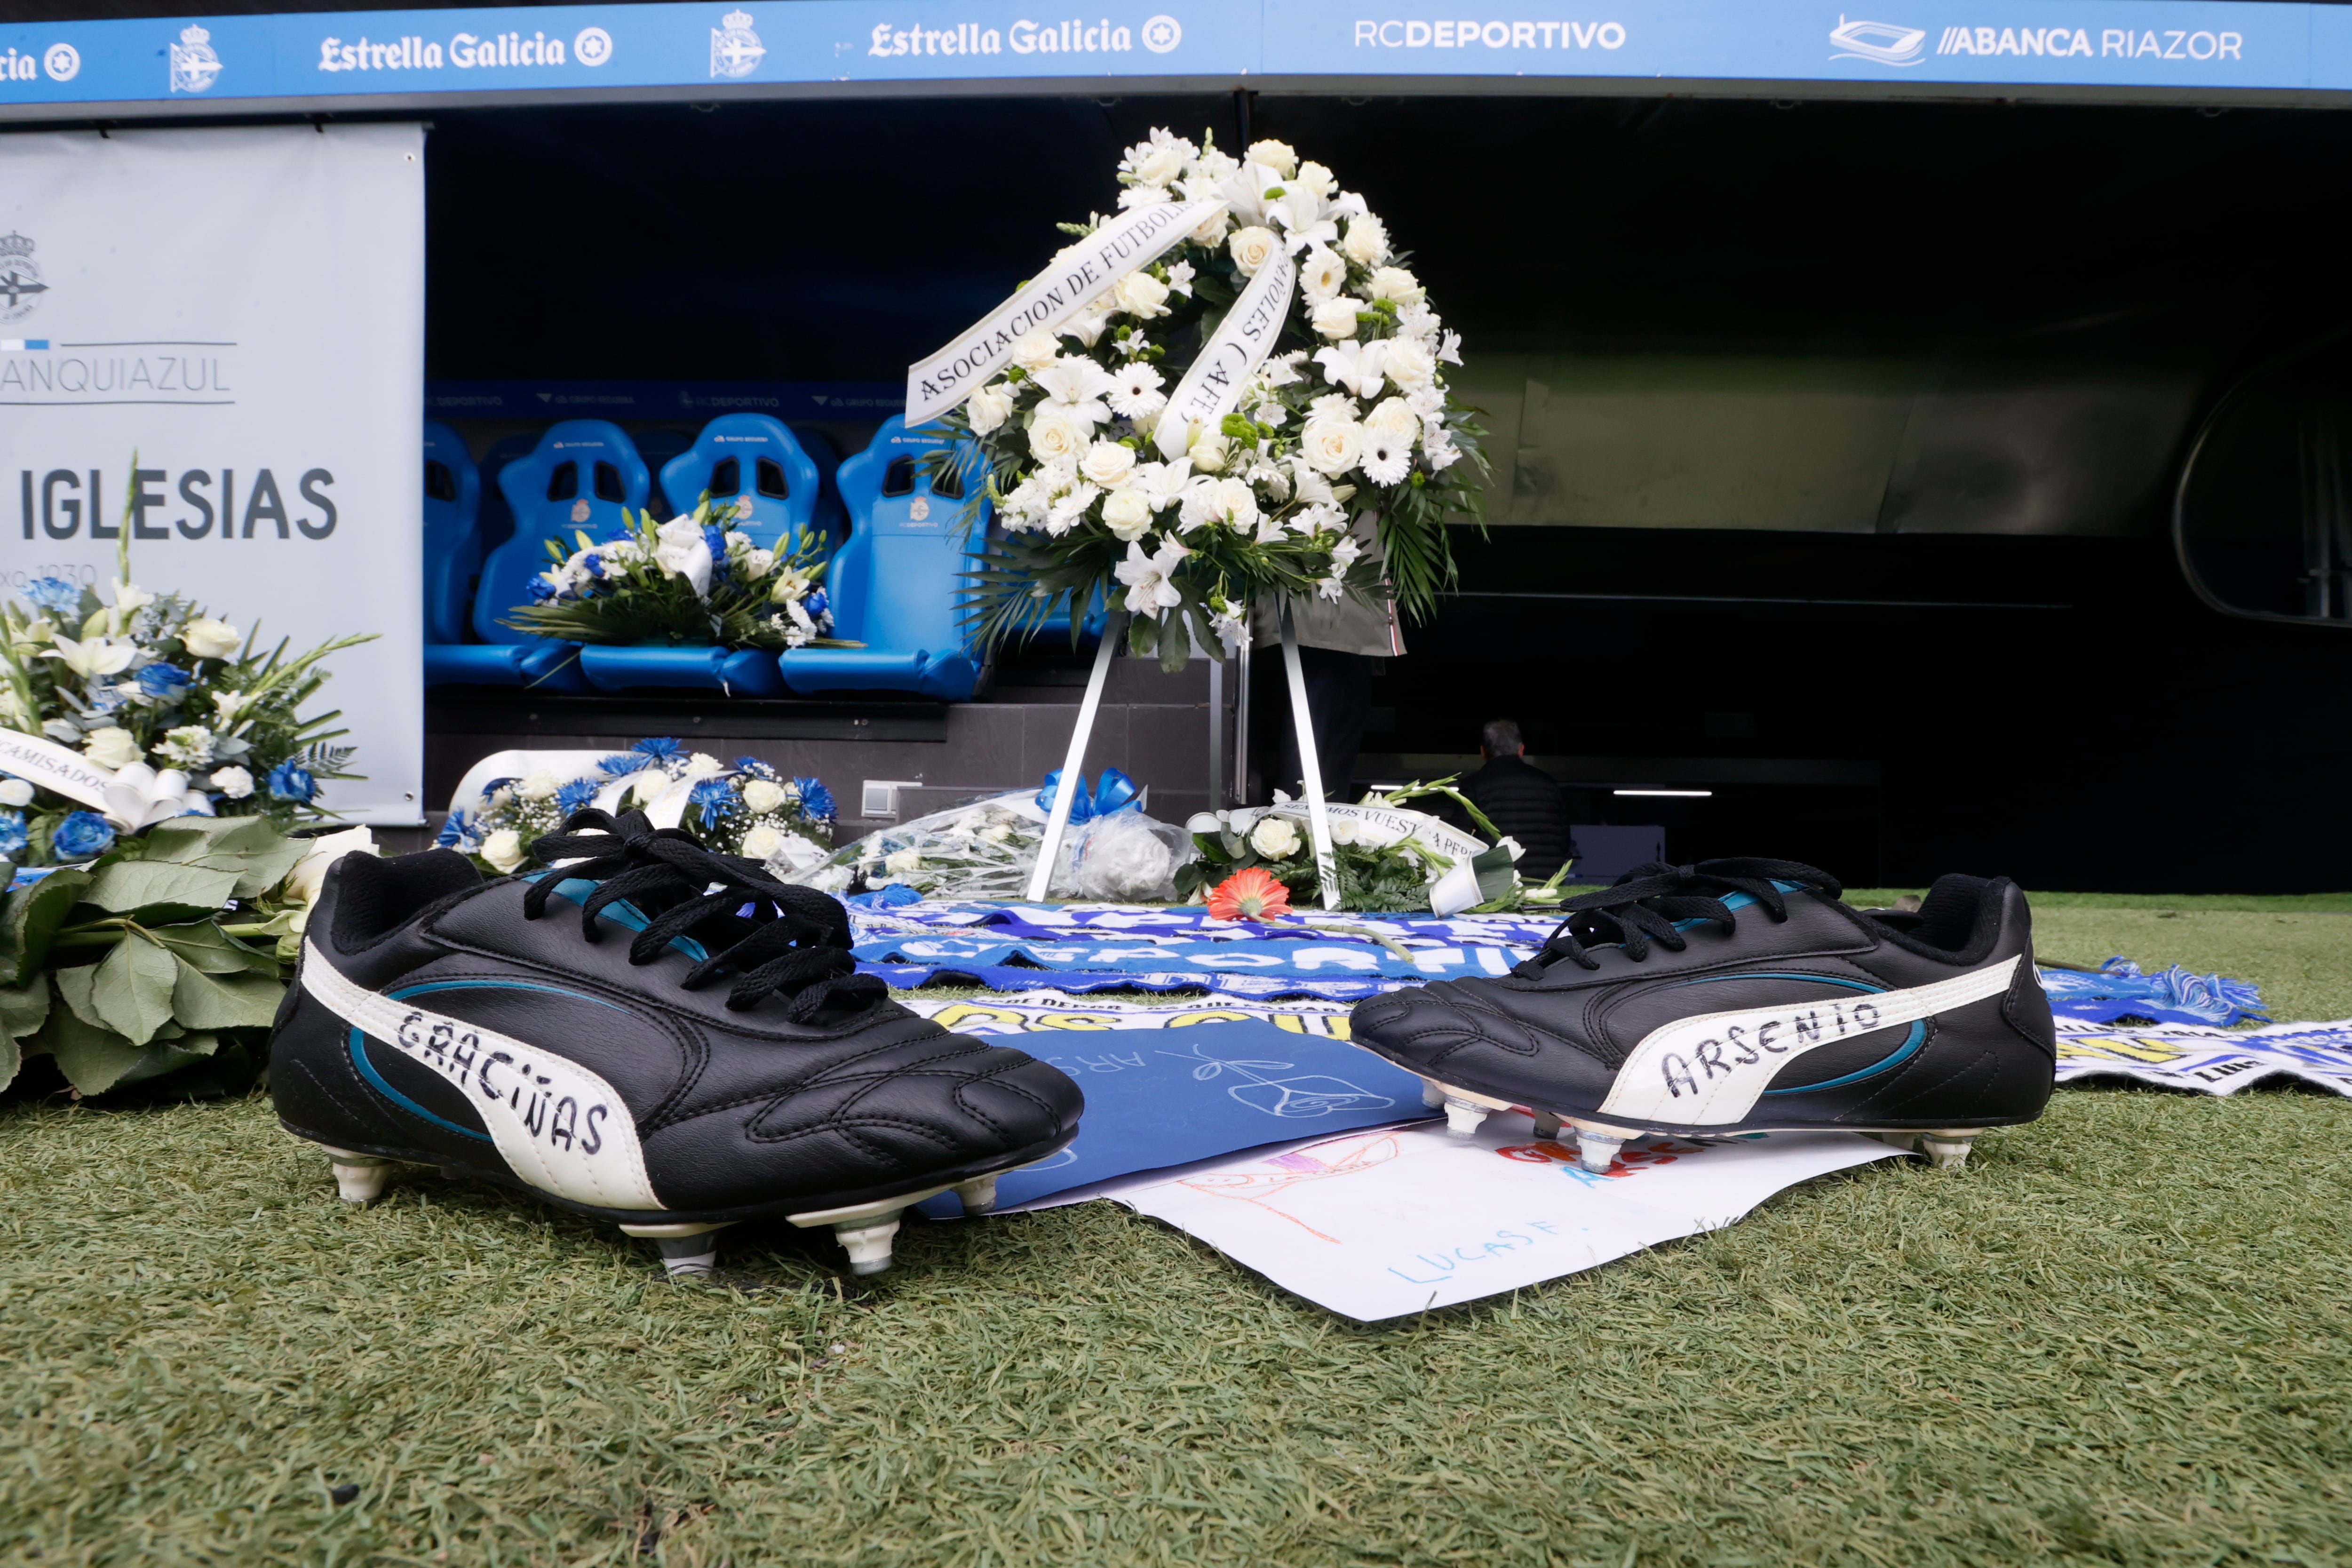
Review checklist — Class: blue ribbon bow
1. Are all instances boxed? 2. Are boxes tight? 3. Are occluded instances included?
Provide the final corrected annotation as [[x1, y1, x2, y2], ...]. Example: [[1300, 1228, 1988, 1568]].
[[1037, 766, 1142, 824]]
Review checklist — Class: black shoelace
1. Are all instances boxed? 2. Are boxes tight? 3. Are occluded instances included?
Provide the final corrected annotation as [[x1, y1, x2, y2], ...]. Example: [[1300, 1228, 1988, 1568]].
[[1515, 858, 1841, 975], [519, 809, 886, 1022]]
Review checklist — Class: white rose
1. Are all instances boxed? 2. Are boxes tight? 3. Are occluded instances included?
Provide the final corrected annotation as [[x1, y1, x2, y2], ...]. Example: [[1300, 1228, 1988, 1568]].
[[1301, 416, 1365, 477], [1211, 477, 1260, 532], [1027, 406, 1088, 464], [967, 380, 1015, 435], [1249, 816, 1303, 859], [1011, 331, 1059, 373], [0, 778, 32, 808], [740, 548, 777, 580], [1366, 397, 1420, 438], [182, 617, 242, 660], [686, 752, 724, 778], [283, 825, 380, 907], [741, 779, 787, 813], [1135, 144, 1186, 185], [210, 765, 254, 800], [1246, 139, 1298, 177], [1101, 487, 1155, 541], [884, 847, 922, 875], [1189, 205, 1232, 245], [1227, 225, 1280, 277], [1112, 269, 1171, 319], [1368, 266, 1425, 306], [1382, 337, 1436, 391], [481, 829, 527, 874], [518, 772, 560, 801], [740, 824, 784, 860], [84, 727, 143, 771], [1310, 296, 1361, 340], [1294, 160, 1338, 199], [1341, 215, 1390, 266], [631, 772, 668, 803], [1081, 440, 1138, 487], [1188, 429, 1232, 473], [1328, 815, 1360, 846]]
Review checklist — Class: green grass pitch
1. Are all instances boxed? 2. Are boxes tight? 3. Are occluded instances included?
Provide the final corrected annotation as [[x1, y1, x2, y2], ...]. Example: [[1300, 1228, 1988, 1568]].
[[3, 892, 2349, 1565]]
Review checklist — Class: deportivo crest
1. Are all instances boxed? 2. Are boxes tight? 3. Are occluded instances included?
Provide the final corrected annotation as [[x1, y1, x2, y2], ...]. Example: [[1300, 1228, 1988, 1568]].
[[301, 944, 664, 1211], [169, 24, 223, 94], [0, 233, 46, 325], [710, 9, 766, 77], [1597, 956, 2022, 1125]]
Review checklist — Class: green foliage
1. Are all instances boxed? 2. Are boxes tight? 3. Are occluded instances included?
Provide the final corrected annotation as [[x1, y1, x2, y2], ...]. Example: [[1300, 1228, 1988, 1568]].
[[501, 496, 858, 653], [0, 815, 306, 1098]]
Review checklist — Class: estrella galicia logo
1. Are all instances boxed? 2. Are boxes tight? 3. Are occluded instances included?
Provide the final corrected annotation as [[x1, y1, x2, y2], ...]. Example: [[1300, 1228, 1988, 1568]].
[[169, 24, 223, 93], [0, 233, 47, 325], [1828, 14, 1926, 66], [711, 9, 765, 77], [1141, 14, 1183, 52]]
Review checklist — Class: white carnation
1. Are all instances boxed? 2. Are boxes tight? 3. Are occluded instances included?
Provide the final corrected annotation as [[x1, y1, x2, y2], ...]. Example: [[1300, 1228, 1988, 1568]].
[[210, 765, 254, 800]]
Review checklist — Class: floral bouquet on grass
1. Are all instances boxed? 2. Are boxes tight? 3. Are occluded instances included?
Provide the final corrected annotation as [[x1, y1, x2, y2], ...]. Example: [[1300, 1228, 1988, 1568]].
[[437, 737, 834, 876], [947, 128, 1489, 671], [1176, 778, 1570, 915], [2, 553, 373, 868], [791, 796, 1047, 899], [502, 496, 859, 652]]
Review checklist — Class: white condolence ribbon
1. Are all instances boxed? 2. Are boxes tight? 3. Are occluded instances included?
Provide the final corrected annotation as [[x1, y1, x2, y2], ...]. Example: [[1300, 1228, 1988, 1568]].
[[1154, 244, 1297, 462], [0, 729, 113, 811], [904, 197, 1225, 426]]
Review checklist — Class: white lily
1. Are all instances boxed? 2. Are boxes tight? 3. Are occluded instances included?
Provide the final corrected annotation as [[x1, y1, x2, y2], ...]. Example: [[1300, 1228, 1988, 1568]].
[[43, 631, 138, 680], [1315, 339, 1390, 399], [1113, 535, 1189, 621]]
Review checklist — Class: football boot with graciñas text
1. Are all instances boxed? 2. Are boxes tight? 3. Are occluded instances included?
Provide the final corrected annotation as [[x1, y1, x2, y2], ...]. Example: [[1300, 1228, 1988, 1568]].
[[268, 810, 1084, 1277], [1347, 859, 2055, 1172]]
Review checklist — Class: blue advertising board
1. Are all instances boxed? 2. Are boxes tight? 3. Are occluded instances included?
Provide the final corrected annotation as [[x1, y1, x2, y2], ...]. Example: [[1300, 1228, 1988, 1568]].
[[0, 0, 2345, 118]]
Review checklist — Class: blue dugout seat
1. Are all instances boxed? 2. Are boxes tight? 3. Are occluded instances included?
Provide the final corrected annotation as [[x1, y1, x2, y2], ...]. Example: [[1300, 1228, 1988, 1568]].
[[775, 417, 987, 701], [424, 421, 649, 691], [472, 430, 540, 562], [631, 427, 694, 517], [421, 421, 481, 646]]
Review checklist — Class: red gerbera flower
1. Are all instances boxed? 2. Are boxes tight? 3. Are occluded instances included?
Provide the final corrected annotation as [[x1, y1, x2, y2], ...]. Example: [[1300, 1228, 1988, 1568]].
[[1207, 866, 1292, 922]]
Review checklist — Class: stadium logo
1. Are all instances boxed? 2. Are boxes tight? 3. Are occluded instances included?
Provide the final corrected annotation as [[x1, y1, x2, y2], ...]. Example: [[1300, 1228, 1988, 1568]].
[[1828, 14, 1926, 66]]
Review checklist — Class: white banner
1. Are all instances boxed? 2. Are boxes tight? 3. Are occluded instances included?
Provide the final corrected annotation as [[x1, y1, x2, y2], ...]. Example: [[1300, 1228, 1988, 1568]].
[[0, 125, 425, 824], [1154, 245, 1296, 461], [0, 729, 111, 810], [904, 197, 1222, 425]]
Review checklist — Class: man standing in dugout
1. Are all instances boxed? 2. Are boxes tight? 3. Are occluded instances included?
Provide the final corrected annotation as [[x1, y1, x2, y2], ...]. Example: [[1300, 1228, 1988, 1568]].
[[1451, 719, 1574, 880]]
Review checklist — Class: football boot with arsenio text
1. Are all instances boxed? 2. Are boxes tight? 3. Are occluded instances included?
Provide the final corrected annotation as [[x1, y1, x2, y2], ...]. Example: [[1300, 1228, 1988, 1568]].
[[268, 811, 1084, 1277], [1348, 860, 2054, 1172]]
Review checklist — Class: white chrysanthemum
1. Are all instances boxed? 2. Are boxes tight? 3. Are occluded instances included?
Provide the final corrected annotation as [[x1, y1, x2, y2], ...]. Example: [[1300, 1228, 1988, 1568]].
[[1046, 481, 1101, 537], [1107, 362, 1167, 420], [1298, 245, 1348, 302], [1116, 183, 1173, 210]]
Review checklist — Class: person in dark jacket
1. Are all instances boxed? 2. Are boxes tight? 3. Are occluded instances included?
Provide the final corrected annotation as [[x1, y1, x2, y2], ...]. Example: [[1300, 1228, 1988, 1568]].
[[1453, 719, 1574, 879]]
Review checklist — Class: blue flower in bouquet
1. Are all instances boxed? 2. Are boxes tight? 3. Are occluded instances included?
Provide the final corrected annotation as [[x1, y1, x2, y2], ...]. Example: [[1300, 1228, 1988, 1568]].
[[529, 577, 560, 603], [633, 737, 685, 765], [268, 759, 317, 802], [702, 524, 730, 565], [688, 776, 737, 828], [0, 810, 27, 859], [804, 588, 830, 621], [136, 662, 193, 702], [794, 776, 835, 822], [87, 683, 129, 715], [436, 809, 485, 851], [555, 778, 600, 816], [734, 756, 778, 780], [53, 811, 116, 860], [20, 576, 82, 614]]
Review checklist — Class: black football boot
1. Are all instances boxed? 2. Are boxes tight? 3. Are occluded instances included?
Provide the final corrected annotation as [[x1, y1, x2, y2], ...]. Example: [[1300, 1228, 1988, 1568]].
[[269, 811, 1084, 1277], [1348, 860, 2054, 1172]]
